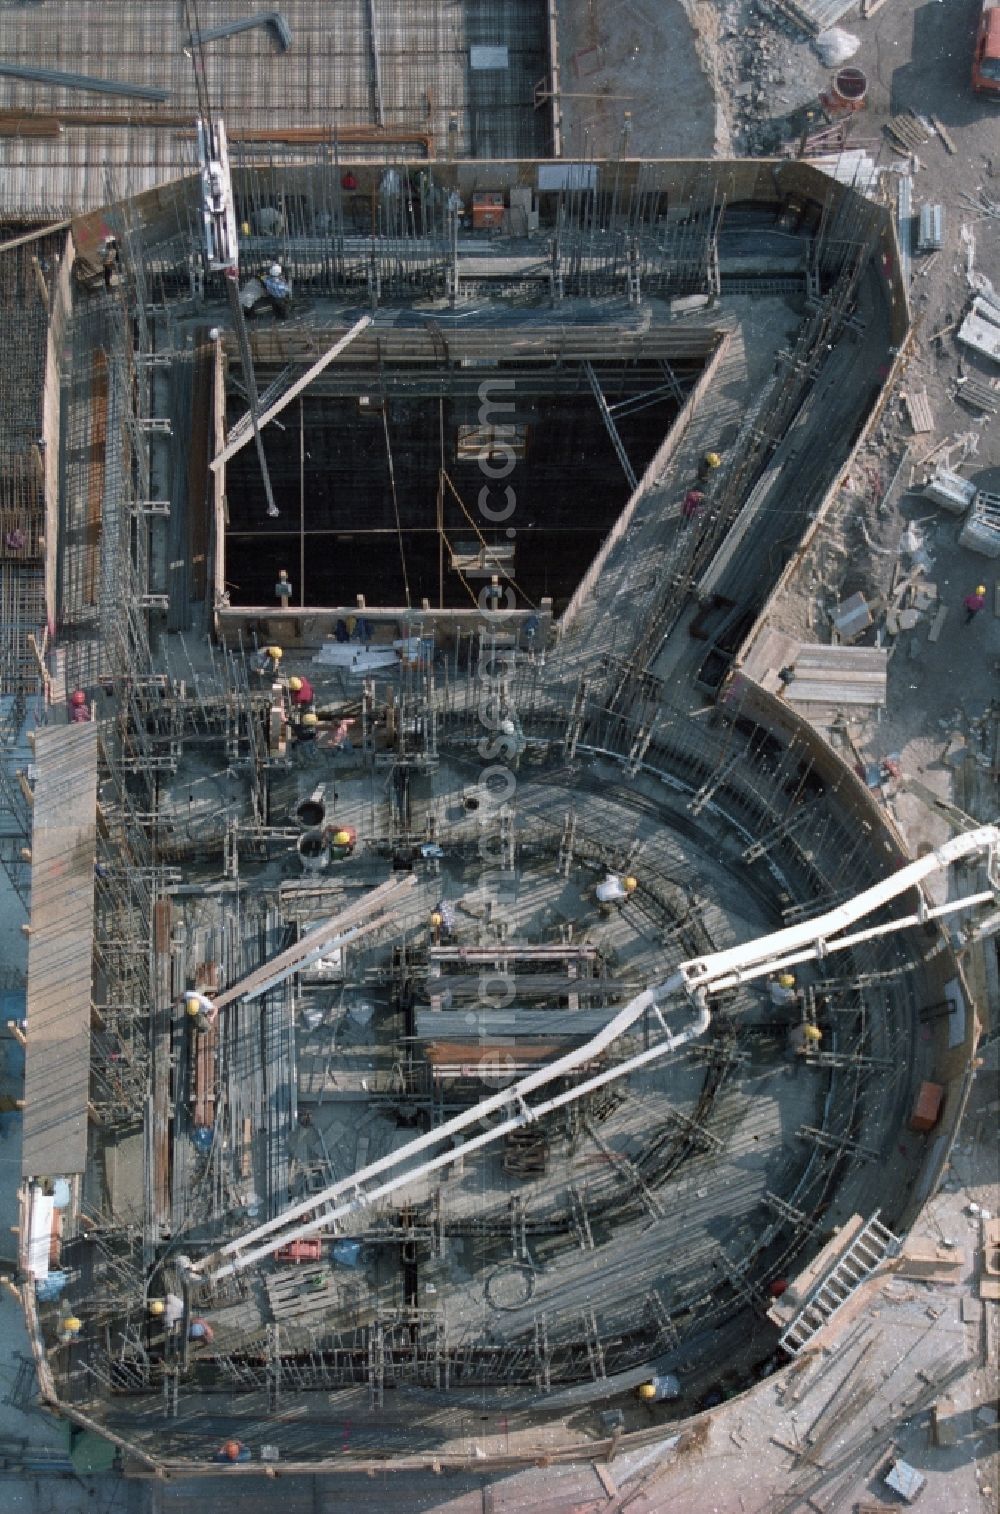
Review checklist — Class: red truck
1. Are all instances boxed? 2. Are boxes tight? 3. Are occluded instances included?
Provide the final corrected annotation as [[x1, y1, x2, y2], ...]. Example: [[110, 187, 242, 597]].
[[973, 0, 1000, 95]]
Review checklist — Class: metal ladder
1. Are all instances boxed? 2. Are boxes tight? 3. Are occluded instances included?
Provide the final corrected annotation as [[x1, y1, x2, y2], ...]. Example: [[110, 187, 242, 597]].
[[778, 1210, 900, 1357]]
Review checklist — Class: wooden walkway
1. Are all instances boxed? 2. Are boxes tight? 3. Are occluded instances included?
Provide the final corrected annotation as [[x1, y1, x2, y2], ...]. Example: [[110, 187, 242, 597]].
[[22, 722, 97, 1178]]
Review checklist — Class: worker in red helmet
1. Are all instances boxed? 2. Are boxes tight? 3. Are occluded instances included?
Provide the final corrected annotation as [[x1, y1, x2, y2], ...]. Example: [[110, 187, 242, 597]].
[[214, 1439, 251, 1463], [69, 689, 92, 723], [341, 171, 358, 191], [287, 674, 315, 707]]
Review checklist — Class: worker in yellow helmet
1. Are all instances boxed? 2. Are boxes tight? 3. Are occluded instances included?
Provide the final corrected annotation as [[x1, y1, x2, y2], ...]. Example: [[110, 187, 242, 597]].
[[149, 1293, 184, 1330], [698, 450, 722, 482], [330, 826, 356, 860], [184, 991, 217, 1034], [624, 876, 638, 893], [769, 972, 797, 1008], [637, 1382, 658, 1401], [59, 1315, 83, 1344], [963, 585, 988, 623], [252, 643, 284, 676], [802, 1023, 823, 1043], [294, 708, 319, 743]]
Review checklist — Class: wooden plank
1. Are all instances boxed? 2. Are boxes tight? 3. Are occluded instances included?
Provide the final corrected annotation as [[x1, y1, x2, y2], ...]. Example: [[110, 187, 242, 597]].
[[22, 726, 98, 1179], [931, 115, 957, 155], [594, 1462, 618, 1498], [928, 606, 948, 642]]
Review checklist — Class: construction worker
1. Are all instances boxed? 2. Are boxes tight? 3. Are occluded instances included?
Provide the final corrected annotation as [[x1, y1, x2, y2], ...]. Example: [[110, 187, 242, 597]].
[[188, 1318, 214, 1346], [330, 826, 356, 858], [963, 584, 987, 623], [275, 569, 293, 605], [184, 992, 217, 1035], [252, 644, 283, 676], [262, 261, 291, 318], [697, 450, 722, 483], [294, 709, 319, 743], [69, 689, 92, 723], [100, 236, 119, 290], [214, 1439, 251, 1463], [58, 1315, 83, 1345], [682, 488, 705, 521], [288, 674, 315, 708], [149, 1293, 184, 1330], [769, 972, 797, 1008], [595, 874, 638, 907]]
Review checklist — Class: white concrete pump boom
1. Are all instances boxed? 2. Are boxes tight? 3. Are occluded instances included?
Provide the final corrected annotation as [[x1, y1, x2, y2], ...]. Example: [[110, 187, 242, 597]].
[[188, 824, 999, 1284]]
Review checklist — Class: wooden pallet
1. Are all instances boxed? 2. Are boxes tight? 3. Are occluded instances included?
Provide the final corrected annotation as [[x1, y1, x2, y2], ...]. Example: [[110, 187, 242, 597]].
[[265, 1266, 339, 1324], [885, 113, 930, 153], [903, 388, 933, 433]]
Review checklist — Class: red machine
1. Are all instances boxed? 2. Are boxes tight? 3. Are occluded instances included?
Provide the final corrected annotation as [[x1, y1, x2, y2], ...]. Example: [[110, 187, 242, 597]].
[[275, 1238, 323, 1264]]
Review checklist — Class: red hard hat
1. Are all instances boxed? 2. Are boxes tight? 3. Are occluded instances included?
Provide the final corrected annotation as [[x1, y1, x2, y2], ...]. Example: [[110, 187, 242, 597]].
[[70, 689, 87, 706]]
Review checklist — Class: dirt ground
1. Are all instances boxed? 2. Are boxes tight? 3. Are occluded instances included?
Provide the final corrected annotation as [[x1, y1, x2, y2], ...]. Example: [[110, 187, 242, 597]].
[[555, 0, 721, 156]]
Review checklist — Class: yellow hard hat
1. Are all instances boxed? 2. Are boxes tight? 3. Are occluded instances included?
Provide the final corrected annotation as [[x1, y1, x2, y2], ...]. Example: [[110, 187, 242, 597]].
[[288, 676, 302, 691], [302, 711, 319, 726], [63, 1316, 82, 1334], [778, 973, 796, 988], [976, 585, 986, 596], [185, 995, 201, 1017], [430, 911, 443, 927], [148, 1299, 166, 1316], [266, 645, 283, 659], [803, 1024, 823, 1041], [332, 829, 351, 844], [637, 1382, 657, 1401], [704, 451, 721, 468], [624, 876, 638, 892]]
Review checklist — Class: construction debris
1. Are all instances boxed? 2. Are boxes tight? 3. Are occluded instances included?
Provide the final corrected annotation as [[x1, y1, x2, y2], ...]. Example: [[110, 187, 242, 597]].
[[923, 469, 976, 515], [958, 490, 1000, 557], [955, 375, 999, 414], [885, 1458, 927, 1503], [958, 297, 1000, 363], [916, 203, 944, 252]]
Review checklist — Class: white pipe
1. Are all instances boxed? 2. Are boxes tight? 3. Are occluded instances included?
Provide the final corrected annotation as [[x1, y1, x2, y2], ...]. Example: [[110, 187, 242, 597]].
[[193, 975, 682, 1277], [209, 982, 705, 1280], [192, 824, 1000, 1283], [705, 889, 997, 992], [678, 825, 998, 992]]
